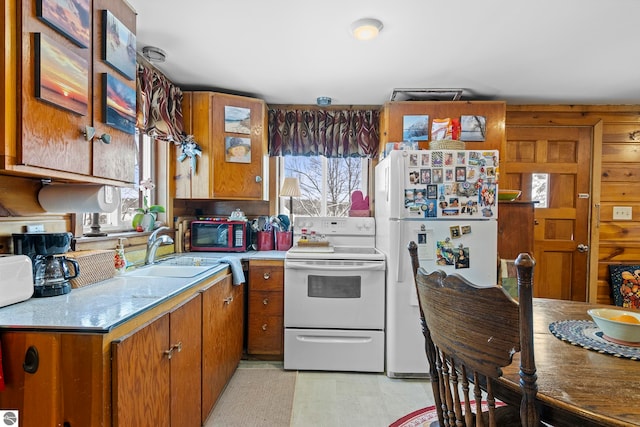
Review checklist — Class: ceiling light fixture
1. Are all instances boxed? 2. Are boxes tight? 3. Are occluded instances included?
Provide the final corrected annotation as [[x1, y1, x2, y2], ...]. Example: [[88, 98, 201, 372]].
[[350, 18, 383, 41], [142, 46, 167, 63], [317, 97, 332, 106]]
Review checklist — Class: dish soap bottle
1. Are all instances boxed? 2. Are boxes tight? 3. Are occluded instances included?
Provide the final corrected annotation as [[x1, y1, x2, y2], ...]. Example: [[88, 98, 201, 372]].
[[114, 237, 127, 274]]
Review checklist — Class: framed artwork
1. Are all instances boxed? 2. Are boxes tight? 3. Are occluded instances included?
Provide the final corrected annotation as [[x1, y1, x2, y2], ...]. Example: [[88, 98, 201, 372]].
[[460, 115, 487, 141], [35, 33, 88, 115], [225, 136, 252, 163], [103, 73, 136, 134], [224, 106, 251, 134], [37, 0, 90, 48], [403, 115, 429, 141], [103, 10, 136, 80]]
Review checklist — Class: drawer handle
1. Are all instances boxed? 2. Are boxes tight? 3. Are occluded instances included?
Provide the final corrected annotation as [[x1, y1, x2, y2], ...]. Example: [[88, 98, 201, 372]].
[[224, 296, 233, 305], [164, 342, 182, 359], [263, 298, 269, 305], [263, 272, 271, 280], [262, 324, 267, 331]]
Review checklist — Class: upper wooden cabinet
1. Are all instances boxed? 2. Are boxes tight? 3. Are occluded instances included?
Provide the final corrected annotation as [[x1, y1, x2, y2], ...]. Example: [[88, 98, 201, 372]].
[[1, 0, 136, 185], [380, 101, 506, 153], [174, 91, 268, 200]]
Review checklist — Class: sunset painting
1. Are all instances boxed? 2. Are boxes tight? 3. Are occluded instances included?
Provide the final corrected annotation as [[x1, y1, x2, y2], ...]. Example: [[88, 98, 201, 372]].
[[103, 73, 136, 134], [37, 0, 91, 48], [35, 33, 88, 115], [103, 10, 136, 80]]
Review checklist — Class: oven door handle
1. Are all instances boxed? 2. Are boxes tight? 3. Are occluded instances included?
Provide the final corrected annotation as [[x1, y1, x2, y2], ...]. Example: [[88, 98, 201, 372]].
[[285, 261, 385, 271]]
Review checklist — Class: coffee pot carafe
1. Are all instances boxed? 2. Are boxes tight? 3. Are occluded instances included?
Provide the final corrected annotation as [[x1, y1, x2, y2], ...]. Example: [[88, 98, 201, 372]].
[[33, 255, 79, 297]]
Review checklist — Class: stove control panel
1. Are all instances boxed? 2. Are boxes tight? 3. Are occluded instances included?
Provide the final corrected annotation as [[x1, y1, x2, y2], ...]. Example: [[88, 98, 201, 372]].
[[293, 216, 375, 236]]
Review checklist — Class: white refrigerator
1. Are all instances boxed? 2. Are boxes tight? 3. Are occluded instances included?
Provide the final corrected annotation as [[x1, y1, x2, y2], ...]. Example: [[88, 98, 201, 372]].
[[375, 149, 499, 378]]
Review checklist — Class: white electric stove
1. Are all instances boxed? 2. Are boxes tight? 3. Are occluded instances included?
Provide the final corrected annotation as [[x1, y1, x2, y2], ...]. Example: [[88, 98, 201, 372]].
[[284, 216, 386, 373]]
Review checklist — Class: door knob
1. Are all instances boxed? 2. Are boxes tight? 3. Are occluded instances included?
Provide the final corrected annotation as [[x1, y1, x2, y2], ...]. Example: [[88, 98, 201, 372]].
[[577, 244, 589, 253]]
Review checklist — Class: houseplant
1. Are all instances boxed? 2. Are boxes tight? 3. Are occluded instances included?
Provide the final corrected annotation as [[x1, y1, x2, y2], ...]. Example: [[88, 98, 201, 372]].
[[132, 179, 165, 232]]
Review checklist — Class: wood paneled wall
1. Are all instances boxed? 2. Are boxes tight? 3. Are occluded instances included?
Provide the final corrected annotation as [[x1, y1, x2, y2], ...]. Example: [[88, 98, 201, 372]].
[[506, 105, 640, 304]]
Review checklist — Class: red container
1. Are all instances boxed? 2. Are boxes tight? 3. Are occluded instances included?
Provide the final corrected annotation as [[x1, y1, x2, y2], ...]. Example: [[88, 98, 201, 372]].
[[257, 231, 274, 251], [275, 231, 293, 251]]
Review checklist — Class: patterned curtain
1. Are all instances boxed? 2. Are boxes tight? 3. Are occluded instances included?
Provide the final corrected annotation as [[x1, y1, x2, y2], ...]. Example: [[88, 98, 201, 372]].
[[136, 61, 184, 142], [268, 108, 380, 158]]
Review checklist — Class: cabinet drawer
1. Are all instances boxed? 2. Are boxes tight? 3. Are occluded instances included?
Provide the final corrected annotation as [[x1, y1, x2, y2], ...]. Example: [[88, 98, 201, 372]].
[[247, 315, 283, 355], [249, 291, 283, 316], [249, 264, 283, 291]]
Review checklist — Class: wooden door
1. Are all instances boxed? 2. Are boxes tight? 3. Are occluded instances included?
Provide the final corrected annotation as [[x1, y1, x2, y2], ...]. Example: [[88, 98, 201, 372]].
[[504, 126, 592, 301], [169, 294, 202, 427], [112, 314, 171, 427]]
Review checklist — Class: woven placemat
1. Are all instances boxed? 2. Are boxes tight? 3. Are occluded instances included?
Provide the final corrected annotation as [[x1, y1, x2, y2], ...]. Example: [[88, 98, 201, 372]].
[[549, 320, 640, 360]]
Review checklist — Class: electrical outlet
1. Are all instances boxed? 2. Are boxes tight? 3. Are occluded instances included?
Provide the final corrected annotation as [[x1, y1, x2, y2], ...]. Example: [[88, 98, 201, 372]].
[[26, 224, 45, 232], [613, 206, 632, 220]]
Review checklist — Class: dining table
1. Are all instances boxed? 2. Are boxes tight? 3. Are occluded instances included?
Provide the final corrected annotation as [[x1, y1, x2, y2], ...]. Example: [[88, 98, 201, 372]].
[[493, 298, 640, 427]]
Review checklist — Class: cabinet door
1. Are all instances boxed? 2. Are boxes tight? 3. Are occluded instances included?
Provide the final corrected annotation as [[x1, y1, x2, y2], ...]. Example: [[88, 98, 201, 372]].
[[91, 0, 136, 183], [112, 314, 171, 427], [201, 274, 244, 422], [181, 92, 267, 200], [169, 293, 202, 427]]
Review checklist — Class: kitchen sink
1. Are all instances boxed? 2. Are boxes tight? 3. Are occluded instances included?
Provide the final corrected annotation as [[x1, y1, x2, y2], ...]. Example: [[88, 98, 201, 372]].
[[126, 264, 216, 278]]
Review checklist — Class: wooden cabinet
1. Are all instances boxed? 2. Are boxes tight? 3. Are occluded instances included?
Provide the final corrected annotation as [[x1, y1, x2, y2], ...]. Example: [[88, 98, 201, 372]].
[[112, 293, 202, 427], [1, 0, 136, 184], [498, 201, 535, 259], [247, 259, 284, 357], [0, 271, 241, 427], [201, 274, 244, 422], [174, 91, 268, 200], [380, 101, 506, 153]]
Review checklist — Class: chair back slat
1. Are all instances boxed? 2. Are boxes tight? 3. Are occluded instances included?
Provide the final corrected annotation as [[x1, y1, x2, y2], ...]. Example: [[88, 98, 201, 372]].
[[408, 242, 540, 427]]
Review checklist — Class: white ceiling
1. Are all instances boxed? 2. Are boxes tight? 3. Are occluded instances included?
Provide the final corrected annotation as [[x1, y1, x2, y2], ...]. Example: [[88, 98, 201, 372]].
[[127, 0, 640, 106]]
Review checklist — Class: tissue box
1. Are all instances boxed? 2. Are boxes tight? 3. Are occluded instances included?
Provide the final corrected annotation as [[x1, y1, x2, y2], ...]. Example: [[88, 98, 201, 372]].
[[67, 250, 116, 288]]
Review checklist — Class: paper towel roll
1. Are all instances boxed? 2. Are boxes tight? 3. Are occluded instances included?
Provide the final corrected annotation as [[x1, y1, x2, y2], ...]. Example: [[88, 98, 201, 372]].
[[38, 184, 120, 213]]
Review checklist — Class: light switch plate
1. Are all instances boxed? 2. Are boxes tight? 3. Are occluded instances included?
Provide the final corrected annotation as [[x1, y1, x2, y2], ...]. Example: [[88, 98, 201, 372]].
[[613, 206, 632, 220]]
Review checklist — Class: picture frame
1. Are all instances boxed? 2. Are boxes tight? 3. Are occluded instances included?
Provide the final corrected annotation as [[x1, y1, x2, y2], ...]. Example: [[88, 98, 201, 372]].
[[460, 115, 487, 141], [103, 10, 136, 80], [224, 106, 251, 134], [225, 136, 252, 163], [403, 115, 429, 142], [103, 73, 136, 134], [37, 0, 90, 48], [35, 33, 88, 116]]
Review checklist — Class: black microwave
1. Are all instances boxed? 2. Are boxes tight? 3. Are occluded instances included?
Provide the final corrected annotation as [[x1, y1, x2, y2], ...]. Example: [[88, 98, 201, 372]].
[[190, 220, 248, 252]]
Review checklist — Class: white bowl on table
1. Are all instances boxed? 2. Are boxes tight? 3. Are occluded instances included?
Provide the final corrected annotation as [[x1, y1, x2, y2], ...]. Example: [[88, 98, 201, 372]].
[[587, 308, 640, 344]]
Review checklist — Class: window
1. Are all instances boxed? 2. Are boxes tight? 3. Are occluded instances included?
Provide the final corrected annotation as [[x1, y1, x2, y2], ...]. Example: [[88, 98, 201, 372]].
[[280, 155, 369, 217], [82, 130, 155, 234]]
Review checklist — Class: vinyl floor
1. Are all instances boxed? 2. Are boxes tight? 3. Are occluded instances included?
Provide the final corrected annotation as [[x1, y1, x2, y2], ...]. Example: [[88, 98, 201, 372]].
[[205, 360, 435, 427]]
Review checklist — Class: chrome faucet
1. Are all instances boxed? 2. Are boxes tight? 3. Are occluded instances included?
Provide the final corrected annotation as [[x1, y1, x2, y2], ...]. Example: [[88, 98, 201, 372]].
[[145, 226, 174, 265]]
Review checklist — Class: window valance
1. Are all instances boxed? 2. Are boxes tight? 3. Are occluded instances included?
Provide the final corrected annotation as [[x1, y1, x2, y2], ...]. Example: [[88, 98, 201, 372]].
[[136, 61, 185, 142], [268, 107, 380, 158]]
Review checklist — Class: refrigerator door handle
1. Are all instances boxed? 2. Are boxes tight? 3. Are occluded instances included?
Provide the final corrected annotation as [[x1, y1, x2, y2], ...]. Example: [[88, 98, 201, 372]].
[[396, 220, 405, 283]]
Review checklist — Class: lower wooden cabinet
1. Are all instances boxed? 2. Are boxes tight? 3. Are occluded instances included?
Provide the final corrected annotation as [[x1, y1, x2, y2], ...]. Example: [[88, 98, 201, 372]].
[[201, 274, 244, 422], [0, 271, 242, 427], [112, 293, 202, 427], [247, 259, 284, 357]]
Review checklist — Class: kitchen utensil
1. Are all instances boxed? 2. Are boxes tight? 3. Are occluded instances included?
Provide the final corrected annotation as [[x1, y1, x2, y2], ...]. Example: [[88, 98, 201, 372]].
[[33, 255, 80, 297], [277, 214, 291, 231]]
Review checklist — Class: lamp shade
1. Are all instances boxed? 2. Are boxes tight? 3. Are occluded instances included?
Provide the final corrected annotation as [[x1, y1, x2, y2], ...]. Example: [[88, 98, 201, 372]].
[[280, 177, 301, 197]]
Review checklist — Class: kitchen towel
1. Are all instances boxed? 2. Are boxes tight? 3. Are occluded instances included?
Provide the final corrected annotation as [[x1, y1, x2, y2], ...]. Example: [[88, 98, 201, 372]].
[[217, 257, 245, 285]]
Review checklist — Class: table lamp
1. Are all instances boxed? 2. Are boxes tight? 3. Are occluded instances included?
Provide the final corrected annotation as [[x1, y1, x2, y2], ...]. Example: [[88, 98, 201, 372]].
[[280, 177, 301, 218]]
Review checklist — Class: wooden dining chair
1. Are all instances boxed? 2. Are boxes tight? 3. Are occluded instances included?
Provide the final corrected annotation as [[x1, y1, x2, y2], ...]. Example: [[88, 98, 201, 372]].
[[408, 241, 540, 427]]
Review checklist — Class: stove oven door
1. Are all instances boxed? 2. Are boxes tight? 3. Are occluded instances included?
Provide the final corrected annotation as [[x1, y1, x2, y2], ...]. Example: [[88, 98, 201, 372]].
[[284, 259, 386, 329]]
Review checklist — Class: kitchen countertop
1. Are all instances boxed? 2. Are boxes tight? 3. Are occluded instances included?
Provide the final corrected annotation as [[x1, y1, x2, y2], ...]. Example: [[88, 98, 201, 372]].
[[0, 250, 286, 333]]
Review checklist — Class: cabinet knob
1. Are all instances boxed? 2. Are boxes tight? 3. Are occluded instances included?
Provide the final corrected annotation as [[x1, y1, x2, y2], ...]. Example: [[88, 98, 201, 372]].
[[263, 272, 271, 280], [262, 324, 267, 331], [255, 176, 262, 183], [224, 296, 234, 305], [164, 342, 183, 359], [263, 298, 269, 305]]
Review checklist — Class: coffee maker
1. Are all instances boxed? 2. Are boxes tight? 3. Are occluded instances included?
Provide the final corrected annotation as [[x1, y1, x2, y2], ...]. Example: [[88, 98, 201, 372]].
[[12, 232, 80, 297]]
